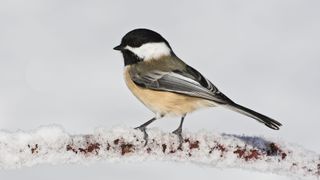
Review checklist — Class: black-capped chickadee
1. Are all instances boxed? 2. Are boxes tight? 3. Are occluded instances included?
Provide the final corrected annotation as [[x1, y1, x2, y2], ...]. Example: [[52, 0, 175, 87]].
[[114, 28, 282, 146]]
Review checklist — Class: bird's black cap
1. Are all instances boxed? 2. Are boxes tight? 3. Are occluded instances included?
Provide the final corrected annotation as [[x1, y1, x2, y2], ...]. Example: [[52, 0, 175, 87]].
[[113, 28, 171, 50]]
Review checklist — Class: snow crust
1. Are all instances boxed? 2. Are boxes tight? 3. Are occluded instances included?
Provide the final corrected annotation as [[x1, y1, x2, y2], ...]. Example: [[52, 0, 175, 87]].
[[0, 125, 319, 179]]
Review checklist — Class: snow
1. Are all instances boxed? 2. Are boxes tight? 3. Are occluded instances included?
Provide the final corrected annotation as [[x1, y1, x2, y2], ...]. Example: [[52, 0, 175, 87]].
[[0, 125, 319, 179]]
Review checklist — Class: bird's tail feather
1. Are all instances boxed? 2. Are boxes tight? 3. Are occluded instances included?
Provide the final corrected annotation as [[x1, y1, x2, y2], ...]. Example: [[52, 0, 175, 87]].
[[225, 103, 282, 130]]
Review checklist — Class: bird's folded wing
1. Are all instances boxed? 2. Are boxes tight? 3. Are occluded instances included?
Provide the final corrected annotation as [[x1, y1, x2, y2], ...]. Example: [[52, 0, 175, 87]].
[[130, 66, 233, 105]]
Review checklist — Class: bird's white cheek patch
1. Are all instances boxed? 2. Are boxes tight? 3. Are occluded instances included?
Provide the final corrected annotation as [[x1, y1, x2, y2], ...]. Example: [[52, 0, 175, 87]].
[[125, 42, 171, 61]]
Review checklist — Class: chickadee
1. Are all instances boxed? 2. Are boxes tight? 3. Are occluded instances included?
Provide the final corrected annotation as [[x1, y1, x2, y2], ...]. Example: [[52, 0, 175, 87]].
[[114, 28, 282, 145]]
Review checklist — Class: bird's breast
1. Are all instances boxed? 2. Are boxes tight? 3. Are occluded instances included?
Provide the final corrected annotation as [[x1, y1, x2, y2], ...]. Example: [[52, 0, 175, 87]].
[[123, 66, 214, 117]]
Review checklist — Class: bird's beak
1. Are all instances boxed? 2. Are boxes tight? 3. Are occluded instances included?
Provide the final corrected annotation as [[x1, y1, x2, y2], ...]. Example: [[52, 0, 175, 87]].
[[113, 44, 123, 51]]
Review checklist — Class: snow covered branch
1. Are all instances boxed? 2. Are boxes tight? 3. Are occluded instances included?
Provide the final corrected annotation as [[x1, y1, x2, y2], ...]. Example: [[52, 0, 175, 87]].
[[0, 125, 319, 179]]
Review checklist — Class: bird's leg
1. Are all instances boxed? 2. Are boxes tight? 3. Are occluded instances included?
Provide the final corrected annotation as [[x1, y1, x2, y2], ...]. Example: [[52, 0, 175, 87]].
[[172, 114, 186, 147], [135, 117, 157, 146]]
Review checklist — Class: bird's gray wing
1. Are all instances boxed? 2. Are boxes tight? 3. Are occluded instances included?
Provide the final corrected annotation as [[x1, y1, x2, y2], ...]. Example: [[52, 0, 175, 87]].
[[130, 65, 233, 105]]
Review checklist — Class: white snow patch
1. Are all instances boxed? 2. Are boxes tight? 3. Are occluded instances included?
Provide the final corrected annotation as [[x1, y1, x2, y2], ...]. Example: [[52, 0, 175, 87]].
[[0, 125, 319, 180]]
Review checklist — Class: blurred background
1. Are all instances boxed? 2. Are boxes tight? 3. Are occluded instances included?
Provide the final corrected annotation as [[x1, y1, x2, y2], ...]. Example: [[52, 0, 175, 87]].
[[0, 0, 319, 179]]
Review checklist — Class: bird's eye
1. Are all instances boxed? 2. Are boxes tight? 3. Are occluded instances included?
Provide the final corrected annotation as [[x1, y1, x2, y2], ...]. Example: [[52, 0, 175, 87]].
[[128, 39, 143, 47], [122, 38, 143, 48]]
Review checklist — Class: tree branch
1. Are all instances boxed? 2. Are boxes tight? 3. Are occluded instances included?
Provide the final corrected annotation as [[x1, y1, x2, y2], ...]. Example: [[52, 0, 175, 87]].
[[0, 125, 319, 179]]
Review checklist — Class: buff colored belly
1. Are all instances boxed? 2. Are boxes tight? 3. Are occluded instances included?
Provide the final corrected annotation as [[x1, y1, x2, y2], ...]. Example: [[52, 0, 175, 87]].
[[124, 67, 214, 117]]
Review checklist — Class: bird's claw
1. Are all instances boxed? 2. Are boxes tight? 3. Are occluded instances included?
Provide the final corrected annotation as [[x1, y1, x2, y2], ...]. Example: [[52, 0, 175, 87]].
[[135, 126, 149, 146], [172, 128, 183, 148]]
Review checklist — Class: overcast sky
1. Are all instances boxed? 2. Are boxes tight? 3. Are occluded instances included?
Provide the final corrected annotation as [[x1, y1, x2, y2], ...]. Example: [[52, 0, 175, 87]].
[[0, 0, 320, 179]]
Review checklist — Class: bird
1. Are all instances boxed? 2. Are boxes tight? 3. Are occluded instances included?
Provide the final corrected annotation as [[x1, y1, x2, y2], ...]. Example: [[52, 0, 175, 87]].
[[113, 28, 282, 146]]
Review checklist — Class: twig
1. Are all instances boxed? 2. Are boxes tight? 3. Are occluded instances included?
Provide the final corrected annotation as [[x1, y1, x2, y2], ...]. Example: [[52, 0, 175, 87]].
[[0, 125, 319, 179]]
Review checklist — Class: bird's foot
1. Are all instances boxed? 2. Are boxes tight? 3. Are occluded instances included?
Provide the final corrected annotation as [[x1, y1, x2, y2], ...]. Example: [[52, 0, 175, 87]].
[[134, 126, 149, 146], [172, 128, 183, 148]]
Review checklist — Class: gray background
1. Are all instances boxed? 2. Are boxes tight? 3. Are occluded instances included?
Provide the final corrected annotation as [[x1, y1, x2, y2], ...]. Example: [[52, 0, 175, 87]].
[[0, 0, 319, 179]]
